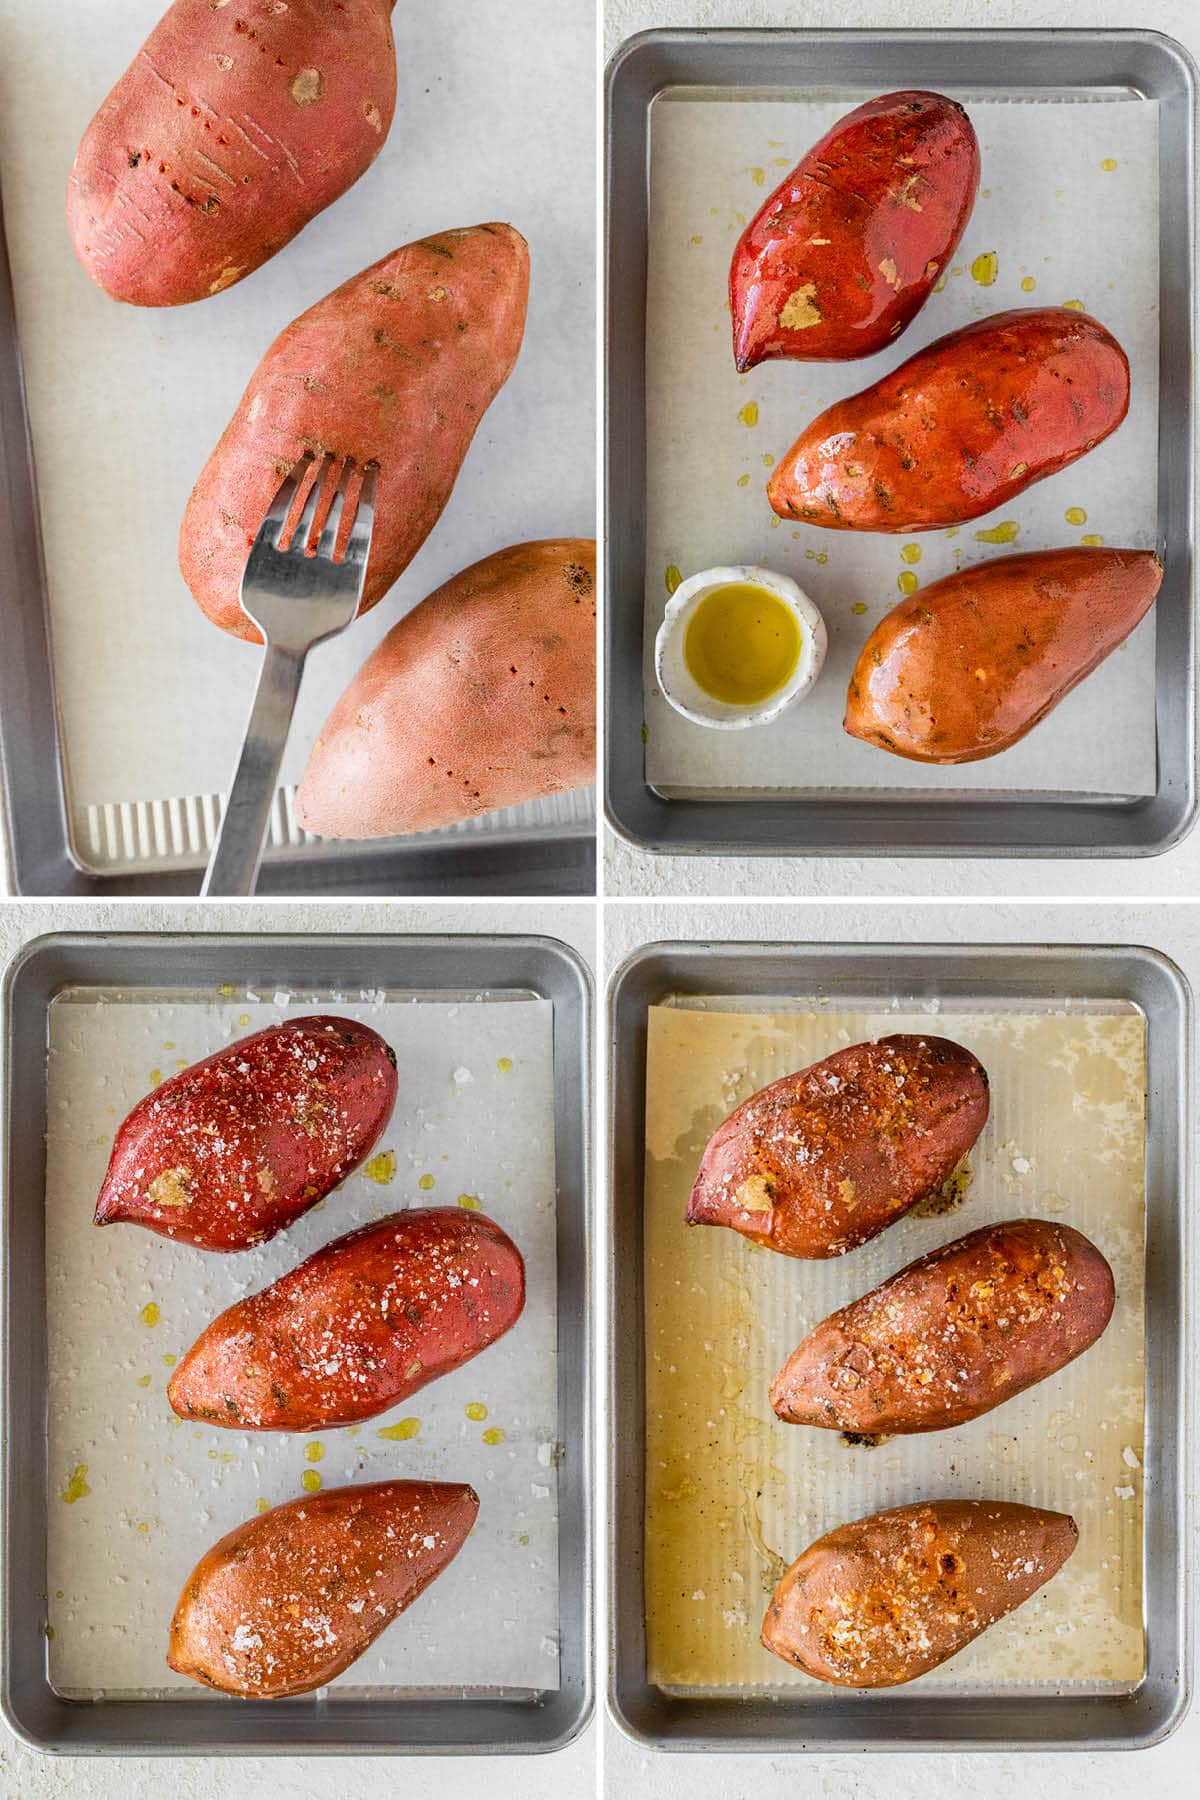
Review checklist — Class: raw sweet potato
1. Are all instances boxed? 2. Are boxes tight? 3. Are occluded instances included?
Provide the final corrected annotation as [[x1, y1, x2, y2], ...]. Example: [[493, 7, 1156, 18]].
[[687, 1035, 989, 1260], [762, 1499, 1078, 1687], [95, 1017, 397, 1252], [294, 539, 597, 838], [844, 546, 1163, 764], [731, 90, 978, 370], [168, 1207, 525, 1428], [68, 0, 398, 307], [168, 1479, 477, 1697], [179, 223, 530, 642], [771, 1218, 1115, 1434], [768, 308, 1130, 531]]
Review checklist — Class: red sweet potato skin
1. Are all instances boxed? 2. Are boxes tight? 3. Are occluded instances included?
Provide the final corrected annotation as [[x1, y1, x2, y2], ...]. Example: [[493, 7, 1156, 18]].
[[67, 0, 398, 307], [844, 546, 1163, 763], [294, 539, 597, 839], [179, 223, 530, 641], [687, 1035, 989, 1260], [768, 308, 1130, 531], [168, 1480, 477, 1697], [762, 1500, 1078, 1687], [771, 1218, 1115, 1433], [731, 90, 979, 370], [95, 1016, 397, 1252], [168, 1208, 526, 1428]]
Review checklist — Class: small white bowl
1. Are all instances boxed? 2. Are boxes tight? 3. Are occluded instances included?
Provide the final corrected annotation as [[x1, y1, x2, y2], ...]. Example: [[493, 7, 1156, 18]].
[[654, 564, 827, 730]]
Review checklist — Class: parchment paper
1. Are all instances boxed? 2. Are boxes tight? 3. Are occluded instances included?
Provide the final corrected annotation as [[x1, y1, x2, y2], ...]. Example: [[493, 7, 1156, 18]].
[[0, 0, 595, 857], [643, 1000, 1146, 1694], [644, 92, 1160, 795], [44, 985, 560, 1698]]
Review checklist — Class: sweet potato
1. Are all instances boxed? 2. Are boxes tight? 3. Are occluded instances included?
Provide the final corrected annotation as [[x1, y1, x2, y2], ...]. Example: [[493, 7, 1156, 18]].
[[294, 539, 596, 838], [168, 1208, 525, 1428], [844, 546, 1163, 764], [68, 0, 398, 307], [168, 1479, 477, 1697], [95, 1017, 397, 1252], [762, 1499, 1078, 1687], [771, 1218, 1115, 1434], [731, 90, 978, 370], [768, 308, 1130, 532], [179, 224, 530, 642], [687, 1035, 989, 1260]]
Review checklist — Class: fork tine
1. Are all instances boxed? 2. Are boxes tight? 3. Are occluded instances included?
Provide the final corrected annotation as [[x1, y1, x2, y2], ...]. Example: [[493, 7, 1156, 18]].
[[343, 462, 378, 570], [315, 460, 353, 562], [289, 451, 334, 555], [262, 452, 314, 549]]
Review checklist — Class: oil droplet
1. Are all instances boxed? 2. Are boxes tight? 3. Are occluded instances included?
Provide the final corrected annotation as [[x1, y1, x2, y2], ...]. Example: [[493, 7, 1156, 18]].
[[761, 453, 775, 469], [95, 1134, 109, 1148], [148, 1068, 163, 1087], [378, 1417, 421, 1441], [62, 1465, 91, 1504], [496, 1057, 513, 1074], [137, 1521, 150, 1535], [851, 602, 868, 616], [736, 473, 751, 488], [163, 1353, 176, 1368], [815, 552, 828, 565], [238, 1013, 251, 1026], [363, 1150, 395, 1184], [900, 544, 922, 565], [305, 1441, 324, 1463], [465, 1402, 489, 1422], [1081, 533, 1105, 546], [974, 520, 1020, 545], [690, 233, 703, 245], [482, 1427, 507, 1446], [665, 564, 682, 595], [738, 401, 758, 428], [933, 274, 947, 292], [1065, 506, 1088, 526], [301, 1470, 321, 1493], [458, 1193, 481, 1210], [897, 571, 919, 596], [139, 1302, 160, 1328], [640, 723, 649, 744], [136, 1374, 151, 1389], [163, 1040, 175, 1051], [217, 983, 235, 998], [970, 251, 998, 286], [418, 1173, 435, 1191], [1020, 275, 1036, 292], [748, 167, 765, 186], [256, 1497, 271, 1515], [518, 1533, 530, 1547], [55, 1590, 63, 1600], [1061, 298, 1085, 311], [1101, 158, 1118, 172]]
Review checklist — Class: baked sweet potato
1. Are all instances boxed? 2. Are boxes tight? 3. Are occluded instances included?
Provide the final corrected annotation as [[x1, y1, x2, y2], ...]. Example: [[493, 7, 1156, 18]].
[[68, 0, 398, 307], [95, 1017, 397, 1252], [731, 90, 978, 370], [768, 308, 1130, 532], [844, 546, 1163, 764], [168, 1207, 525, 1428], [771, 1218, 1115, 1433], [762, 1499, 1077, 1687], [179, 223, 530, 642], [687, 1035, 989, 1260], [294, 539, 596, 838], [168, 1479, 477, 1697]]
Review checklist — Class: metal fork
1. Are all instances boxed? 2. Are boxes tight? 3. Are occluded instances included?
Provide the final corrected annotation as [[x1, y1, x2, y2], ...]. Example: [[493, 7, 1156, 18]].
[[201, 453, 376, 896]]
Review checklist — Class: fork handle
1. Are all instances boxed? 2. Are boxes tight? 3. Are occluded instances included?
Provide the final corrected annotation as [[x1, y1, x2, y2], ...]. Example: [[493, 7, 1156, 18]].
[[201, 645, 306, 897]]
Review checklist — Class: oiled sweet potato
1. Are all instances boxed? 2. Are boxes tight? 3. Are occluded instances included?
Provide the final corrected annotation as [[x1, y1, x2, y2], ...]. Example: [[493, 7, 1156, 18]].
[[294, 540, 597, 838], [844, 546, 1163, 764], [169, 1208, 525, 1428], [687, 1035, 989, 1260], [95, 1017, 397, 1252], [762, 1500, 1077, 1687], [168, 1479, 477, 1697], [180, 224, 530, 642], [771, 1218, 1115, 1433], [68, 0, 398, 307], [768, 308, 1130, 531], [731, 90, 978, 370]]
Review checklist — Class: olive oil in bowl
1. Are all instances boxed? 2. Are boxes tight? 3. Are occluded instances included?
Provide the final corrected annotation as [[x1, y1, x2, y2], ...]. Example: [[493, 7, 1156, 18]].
[[655, 563, 827, 730]]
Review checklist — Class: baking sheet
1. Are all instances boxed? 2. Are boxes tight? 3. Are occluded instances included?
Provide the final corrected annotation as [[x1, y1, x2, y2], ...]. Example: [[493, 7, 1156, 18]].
[[642, 1000, 1147, 1695], [0, 0, 595, 855], [643, 92, 1160, 796], [43, 984, 560, 1698]]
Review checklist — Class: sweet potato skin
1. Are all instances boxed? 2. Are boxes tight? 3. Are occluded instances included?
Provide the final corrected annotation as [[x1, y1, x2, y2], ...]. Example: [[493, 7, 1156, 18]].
[[731, 90, 978, 370], [844, 546, 1163, 764], [68, 0, 398, 308], [168, 1208, 526, 1428], [771, 1218, 1115, 1433], [768, 308, 1130, 531], [762, 1500, 1077, 1687], [168, 1479, 477, 1697], [179, 224, 530, 642], [294, 539, 597, 838], [95, 1017, 397, 1252], [687, 1035, 989, 1260]]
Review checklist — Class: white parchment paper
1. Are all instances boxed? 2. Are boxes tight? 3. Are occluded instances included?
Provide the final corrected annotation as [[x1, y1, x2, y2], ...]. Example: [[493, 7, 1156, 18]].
[[44, 985, 560, 1698], [644, 93, 1160, 795], [0, 1, 594, 828]]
